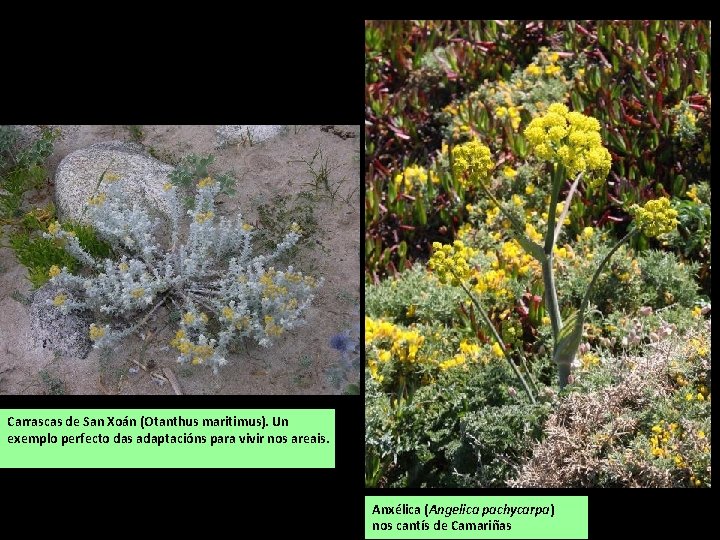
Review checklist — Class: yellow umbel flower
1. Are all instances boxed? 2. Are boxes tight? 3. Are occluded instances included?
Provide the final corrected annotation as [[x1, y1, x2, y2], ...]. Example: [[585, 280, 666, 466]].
[[427, 240, 478, 286], [451, 139, 494, 186], [524, 103, 611, 180], [53, 294, 67, 306], [163, 182, 174, 191], [222, 306, 235, 320], [631, 197, 679, 238], [183, 312, 195, 324], [104, 172, 120, 182], [48, 265, 61, 278]]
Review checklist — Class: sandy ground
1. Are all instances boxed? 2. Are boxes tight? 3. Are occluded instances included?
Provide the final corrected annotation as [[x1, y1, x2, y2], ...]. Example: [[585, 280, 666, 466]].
[[0, 125, 360, 395]]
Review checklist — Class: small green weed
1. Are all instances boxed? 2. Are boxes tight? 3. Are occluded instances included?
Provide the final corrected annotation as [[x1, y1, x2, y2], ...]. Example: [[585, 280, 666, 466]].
[[39, 369, 65, 395], [126, 125, 145, 143]]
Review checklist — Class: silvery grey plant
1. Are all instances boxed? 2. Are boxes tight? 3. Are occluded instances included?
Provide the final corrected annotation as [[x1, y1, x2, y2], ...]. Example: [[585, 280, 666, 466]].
[[45, 171, 321, 371]]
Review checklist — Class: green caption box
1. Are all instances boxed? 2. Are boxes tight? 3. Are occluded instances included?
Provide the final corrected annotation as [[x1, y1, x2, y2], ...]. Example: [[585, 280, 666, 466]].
[[365, 496, 587, 539], [0, 409, 334, 468]]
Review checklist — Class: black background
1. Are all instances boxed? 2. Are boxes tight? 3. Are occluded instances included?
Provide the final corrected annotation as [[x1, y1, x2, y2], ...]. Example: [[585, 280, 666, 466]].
[[1, 17, 712, 539]]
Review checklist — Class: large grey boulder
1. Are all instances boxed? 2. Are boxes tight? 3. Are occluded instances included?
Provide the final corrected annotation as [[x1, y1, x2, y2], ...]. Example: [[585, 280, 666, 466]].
[[55, 141, 177, 224], [29, 282, 94, 359], [216, 125, 285, 147]]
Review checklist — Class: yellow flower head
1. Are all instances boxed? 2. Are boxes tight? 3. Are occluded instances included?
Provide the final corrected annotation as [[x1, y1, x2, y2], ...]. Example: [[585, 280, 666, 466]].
[[222, 306, 235, 320], [163, 182, 174, 191], [197, 176, 214, 188], [183, 312, 195, 324], [89, 323, 106, 341], [524, 103, 611, 180], [48, 221, 61, 235], [53, 294, 67, 306], [525, 63, 542, 77], [194, 211, 215, 224], [451, 139, 494, 186], [104, 172, 120, 182], [48, 265, 61, 278], [131, 288, 145, 299], [631, 197, 679, 238], [427, 240, 478, 286]]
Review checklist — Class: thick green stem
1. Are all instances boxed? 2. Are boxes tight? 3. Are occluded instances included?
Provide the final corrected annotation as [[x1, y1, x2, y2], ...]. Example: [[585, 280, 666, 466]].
[[544, 164, 565, 254], [558, 364, 571, 390], [541, 255, 562, 344], [455, 278, 536, 405]]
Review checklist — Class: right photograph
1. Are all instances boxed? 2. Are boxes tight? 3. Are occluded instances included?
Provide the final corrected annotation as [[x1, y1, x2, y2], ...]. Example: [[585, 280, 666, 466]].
[[365, 20, 710, 488]]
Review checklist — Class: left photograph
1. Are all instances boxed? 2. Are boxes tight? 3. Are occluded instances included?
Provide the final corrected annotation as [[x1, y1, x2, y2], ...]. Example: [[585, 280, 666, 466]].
[[0, 125, 360, 395]]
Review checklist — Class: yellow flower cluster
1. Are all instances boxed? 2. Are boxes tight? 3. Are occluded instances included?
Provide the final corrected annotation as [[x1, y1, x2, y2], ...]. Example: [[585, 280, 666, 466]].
[[48, 221, 61, 235], [131, 288, 145, 299], [631, 197, 679, 238], [687, 336, 709, 358], [104, 172, 120, 182], [451, 139, 494, 186], [259, 270, 289, 300], [53, 294, 67, 306], [649, 421, 679, 459], [525, 50, 563, 78], [365, 317, 428, 383], [48, 265, 61, 278], [194, 211, 215, 224], [524, 103, 611, 179], [496, 106, 522, 130], [472, 266, 510, 296], [579, 352, 601, 370], [393, 164, 438, 194], [89, 323, 106, 341], [428, 240, 478, 285], [170, 330, 216, 365], [498, 239, 540, 277], [197, 176, 214, 188], [438, 354, 467, 371], [685, 185, 700, 203], [264, 315, 284, 337]]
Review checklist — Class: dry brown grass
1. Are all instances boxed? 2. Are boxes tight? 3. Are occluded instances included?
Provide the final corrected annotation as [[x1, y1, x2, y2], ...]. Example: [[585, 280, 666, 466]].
[[510, 327, 710, 487]]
